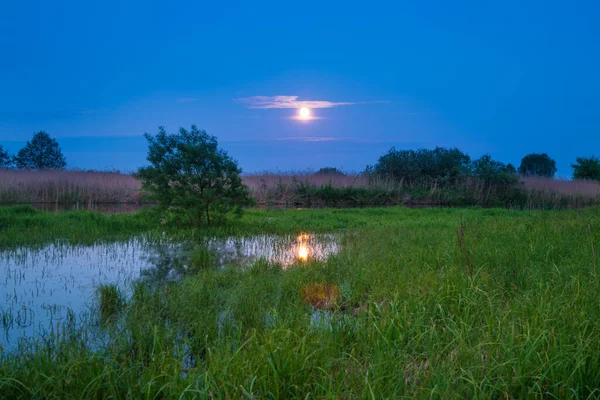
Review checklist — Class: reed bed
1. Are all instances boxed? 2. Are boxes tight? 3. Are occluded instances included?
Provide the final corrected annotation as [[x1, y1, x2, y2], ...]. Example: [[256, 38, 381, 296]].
[[243, 171, 404, 208], [521, 176, 600, 209], [243, 170, 376, 189], [2, 169, 600, 210], [522, 176, 600, 195], [0, 169, 143, 204], [244, 172, 600, 209]]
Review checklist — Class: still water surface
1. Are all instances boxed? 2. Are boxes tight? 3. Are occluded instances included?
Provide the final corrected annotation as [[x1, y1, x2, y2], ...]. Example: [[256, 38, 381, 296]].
[[0, 233, 339, 352]]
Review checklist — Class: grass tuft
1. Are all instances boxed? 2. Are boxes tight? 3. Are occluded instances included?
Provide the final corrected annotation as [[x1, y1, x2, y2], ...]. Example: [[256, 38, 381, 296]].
[[300, 283, 340, 309], [98, 284, 124, 321]]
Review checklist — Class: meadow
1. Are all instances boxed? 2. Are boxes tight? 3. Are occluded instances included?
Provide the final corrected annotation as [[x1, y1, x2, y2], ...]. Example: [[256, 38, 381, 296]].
[[2, 169, 600, 210], [1, 205, 600, 398]]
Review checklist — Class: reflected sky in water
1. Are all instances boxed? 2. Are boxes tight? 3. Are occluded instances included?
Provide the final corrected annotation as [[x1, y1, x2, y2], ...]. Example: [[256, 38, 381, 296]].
[[0, 233, 339, 352]]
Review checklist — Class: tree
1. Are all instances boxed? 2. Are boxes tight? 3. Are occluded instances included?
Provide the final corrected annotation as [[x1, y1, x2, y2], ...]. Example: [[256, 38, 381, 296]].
[[314, 167, 345, 176], [136, 125, 253, 225], [518, 153, 556, 177], [0, 145, 12, 168], [472, 155, 519, 187], [572, 156, 600, 181], [371, 147, 471, 184], [14, 131, 67, 170]]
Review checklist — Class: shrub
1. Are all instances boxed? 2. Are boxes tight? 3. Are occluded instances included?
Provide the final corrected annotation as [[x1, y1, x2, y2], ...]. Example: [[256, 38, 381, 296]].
[[572, 156, 600, 181], [472, 155, 519, 188], [314, 167, 345, 176], [371, 147, 471, 184], [518, 153, 557, 177], [135, 125, 253, 225]]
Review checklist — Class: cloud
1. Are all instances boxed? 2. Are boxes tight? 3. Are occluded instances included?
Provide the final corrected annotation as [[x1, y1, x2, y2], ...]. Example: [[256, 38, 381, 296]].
[[237, 96, 355, 109]]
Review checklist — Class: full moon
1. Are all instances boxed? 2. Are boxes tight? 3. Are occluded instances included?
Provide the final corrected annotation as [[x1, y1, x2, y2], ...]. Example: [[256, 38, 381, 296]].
[[299, 107, 311, 120]]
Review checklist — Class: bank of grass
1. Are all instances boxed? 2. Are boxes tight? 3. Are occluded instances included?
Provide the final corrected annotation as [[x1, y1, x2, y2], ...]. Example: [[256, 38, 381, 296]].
[[0, 205, 156, 248], [0, 204, 446, 248], [2, 206, 600, 397]]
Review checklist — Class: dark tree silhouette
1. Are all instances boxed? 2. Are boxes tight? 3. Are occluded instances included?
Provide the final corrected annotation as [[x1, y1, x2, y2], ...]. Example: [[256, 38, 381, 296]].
[[0, 145, 12, 168], [135, 125, 253, 225], [518, 153, 556, 177], [14, 131, 67, 170], [315, 167, 345, 176], [572, 156, 600, 181], [472, 154, 519, 187], [370, 147, 471, 184]]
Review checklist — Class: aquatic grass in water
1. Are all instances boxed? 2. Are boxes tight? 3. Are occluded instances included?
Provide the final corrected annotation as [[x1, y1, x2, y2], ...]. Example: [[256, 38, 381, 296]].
[[0, 237, 159, 352], [188, 244, 212, 272], [97, 284, 124, 322], [0, 232, 340, 353]]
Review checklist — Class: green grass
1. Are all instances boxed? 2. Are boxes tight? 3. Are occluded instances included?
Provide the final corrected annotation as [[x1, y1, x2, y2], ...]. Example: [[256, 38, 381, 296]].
[[2, 205, 600, 397], [97, 284, 125, 323], [0, 205, 155, 248]]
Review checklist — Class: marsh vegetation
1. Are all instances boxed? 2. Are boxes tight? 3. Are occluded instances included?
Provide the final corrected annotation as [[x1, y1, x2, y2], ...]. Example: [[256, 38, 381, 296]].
[[2, 139, 600, 211], [3, 169, 600, 211], [1, 205, 600, 398], [2, 130, 600, 398]]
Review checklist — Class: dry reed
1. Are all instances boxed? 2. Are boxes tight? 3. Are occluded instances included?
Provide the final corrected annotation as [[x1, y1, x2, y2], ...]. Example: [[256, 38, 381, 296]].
[[521, 176, 600, 196], [2, 169, 600, 210], [0, 169, 143, 204]]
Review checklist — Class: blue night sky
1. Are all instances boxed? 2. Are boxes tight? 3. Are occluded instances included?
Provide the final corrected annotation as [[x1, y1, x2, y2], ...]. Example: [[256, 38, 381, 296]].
[[1, 1, 598, 176]]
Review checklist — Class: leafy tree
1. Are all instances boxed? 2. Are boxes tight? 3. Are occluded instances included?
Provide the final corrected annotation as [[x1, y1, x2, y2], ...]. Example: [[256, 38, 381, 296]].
[[572, 156, 600, 181], [472, 155, 519, 187], [14, 131, 67, 170], [136, 125, 253, 225], [518, 153, 556, 177], [0, 145, 12, 168], [372, 147, 471, 184], [315, 167, 345, 176]]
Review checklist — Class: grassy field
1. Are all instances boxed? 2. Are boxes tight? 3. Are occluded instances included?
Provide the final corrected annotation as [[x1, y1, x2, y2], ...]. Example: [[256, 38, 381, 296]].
[[2, 169, 600, 210], [1, 205, 600, 398]]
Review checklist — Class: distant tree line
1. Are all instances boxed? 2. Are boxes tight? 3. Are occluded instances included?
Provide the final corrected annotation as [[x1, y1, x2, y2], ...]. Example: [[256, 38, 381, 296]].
[[366, 147, 600, 183], [2, 130, 600, 183], [0, 131, 67, 170]]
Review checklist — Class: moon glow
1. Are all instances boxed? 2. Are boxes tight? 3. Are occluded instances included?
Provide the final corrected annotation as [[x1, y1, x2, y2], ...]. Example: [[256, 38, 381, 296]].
[[299, 107, 311, 120]]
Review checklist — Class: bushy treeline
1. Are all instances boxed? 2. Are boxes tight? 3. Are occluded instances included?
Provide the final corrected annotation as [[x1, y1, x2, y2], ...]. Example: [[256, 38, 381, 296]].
[[367, 147, 518, 190], [258, 148, 600, 209], [368, 147, 600, 183]]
